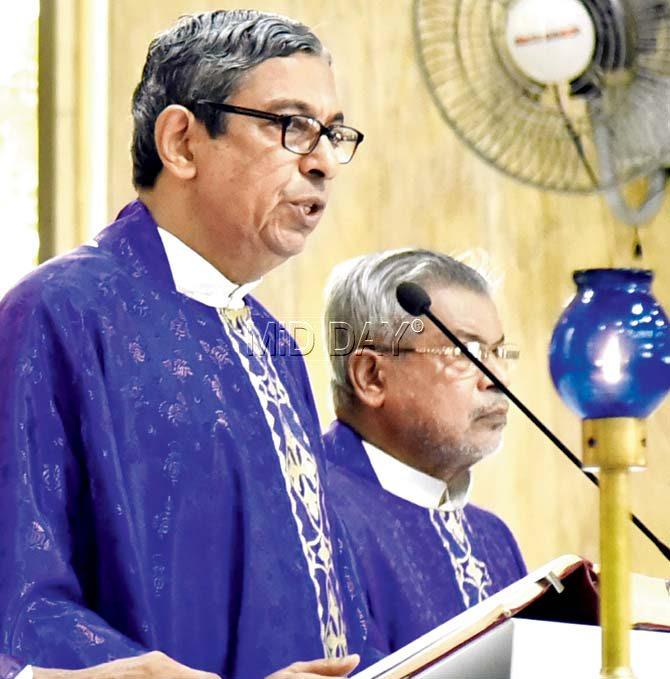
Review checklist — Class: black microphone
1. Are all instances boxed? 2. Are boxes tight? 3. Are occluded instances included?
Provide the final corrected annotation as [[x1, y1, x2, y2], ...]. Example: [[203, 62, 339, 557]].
[[396, 281, 670, 563], [396, 281, 431, 316]]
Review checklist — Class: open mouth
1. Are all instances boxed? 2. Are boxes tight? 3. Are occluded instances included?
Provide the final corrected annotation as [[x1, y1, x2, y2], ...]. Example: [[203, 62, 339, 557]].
[[289, 199, 326, 228], [290, 196, 325, 216], [302, 202, 322, 216]]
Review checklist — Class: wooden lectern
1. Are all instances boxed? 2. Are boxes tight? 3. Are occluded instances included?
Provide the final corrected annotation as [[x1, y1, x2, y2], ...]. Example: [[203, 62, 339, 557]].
[[352, 555, 670, 679]]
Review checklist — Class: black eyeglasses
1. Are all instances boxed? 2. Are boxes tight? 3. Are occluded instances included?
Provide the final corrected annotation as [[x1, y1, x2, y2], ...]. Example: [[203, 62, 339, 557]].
[[196, 100, 364, 164]]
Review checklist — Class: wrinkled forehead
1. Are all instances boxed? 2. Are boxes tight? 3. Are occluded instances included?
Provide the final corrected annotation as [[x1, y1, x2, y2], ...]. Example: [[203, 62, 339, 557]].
[[414, 285, 504, 345], [232, 53, 340, 117]]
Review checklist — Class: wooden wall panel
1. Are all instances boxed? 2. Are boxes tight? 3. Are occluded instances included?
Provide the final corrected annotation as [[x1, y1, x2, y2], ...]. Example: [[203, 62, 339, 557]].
[[108, 0, 670, 577]]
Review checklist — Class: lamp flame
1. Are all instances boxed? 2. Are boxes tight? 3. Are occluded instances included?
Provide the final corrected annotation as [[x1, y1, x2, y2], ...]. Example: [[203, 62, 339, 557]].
[[599, 334, 623, 385]]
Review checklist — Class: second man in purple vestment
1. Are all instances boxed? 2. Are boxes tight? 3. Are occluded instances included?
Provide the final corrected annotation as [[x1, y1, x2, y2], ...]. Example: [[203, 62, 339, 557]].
[[322, 249, 528, 652]]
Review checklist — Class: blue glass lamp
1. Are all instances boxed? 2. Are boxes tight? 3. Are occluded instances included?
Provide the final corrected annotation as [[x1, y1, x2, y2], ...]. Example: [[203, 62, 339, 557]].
[[550, 269, 670, 420], [549, 268, 670, 679]]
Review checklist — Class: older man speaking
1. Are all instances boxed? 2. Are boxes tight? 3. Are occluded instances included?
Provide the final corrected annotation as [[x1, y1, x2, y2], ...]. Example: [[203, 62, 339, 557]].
[[0, 10, 369, 679], [323, 249, 528, 652]]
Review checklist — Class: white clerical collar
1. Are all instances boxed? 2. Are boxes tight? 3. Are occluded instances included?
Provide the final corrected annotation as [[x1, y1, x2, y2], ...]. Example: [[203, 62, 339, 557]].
[[362, 439, 472, 511], [157, 226, 260, 309]]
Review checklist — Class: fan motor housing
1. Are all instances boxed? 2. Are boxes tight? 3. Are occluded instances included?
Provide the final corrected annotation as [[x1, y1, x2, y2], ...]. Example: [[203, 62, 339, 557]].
[[506, 0, 597, 85]]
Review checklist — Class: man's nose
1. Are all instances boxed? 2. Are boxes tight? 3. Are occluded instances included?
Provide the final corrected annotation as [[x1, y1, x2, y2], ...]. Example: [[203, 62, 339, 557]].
[[478, 353, 511, 391], [299, 134, 339, 180]]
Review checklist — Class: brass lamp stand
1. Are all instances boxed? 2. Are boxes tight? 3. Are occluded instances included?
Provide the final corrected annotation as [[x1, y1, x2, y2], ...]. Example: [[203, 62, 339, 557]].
[[582, 418, 647, 679]]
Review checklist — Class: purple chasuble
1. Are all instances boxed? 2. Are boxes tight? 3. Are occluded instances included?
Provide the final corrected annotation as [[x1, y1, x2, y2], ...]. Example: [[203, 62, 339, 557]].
[[0, 655, 24, 679], [323, 420, 527, 652], [0, 202, 376, 678]]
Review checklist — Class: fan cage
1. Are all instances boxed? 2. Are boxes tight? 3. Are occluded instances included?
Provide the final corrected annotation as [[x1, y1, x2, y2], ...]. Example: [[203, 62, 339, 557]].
[[413, 0, 670, 193]]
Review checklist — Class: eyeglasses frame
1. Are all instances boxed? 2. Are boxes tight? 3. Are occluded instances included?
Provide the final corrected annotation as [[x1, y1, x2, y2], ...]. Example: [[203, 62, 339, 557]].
[[367, 342, 520, 363], [195, 100, 364, 164]]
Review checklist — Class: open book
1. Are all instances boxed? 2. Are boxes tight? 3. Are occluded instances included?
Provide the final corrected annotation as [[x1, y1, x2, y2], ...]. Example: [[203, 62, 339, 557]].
[[353, 554, 670, 679]]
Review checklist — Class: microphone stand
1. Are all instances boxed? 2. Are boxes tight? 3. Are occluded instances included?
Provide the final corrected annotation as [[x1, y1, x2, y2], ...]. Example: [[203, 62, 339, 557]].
[[415, 298, 670, 563]]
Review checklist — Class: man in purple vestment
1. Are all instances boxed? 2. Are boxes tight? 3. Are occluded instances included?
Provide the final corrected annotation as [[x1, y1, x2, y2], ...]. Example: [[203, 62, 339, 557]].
[[0, 10, 373, 679], [322, 249, 527, 652]]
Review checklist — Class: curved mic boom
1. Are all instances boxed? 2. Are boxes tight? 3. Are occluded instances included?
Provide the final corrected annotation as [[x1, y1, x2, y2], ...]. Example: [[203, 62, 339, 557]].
[[395, 280, 670, 562]]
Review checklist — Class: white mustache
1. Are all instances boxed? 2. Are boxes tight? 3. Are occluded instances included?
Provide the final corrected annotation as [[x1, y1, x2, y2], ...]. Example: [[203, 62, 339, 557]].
[[471, 401, 509, 419]]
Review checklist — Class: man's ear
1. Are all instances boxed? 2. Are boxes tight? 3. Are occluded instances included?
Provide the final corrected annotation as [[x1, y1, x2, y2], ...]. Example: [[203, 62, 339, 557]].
[[347, 350, 387, 409], [153, 105, 199, 181]]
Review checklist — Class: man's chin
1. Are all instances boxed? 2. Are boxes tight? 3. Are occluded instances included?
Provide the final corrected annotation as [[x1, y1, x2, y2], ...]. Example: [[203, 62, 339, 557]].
[[464, 431, 505, 463], [269, 227, 313, 258], [482, 433, 505, 458]]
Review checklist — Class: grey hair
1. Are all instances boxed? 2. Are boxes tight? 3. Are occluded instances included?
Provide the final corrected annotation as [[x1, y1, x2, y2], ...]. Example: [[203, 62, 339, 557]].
[[324, 248, 491, 411], [131, 9, 325, 187]]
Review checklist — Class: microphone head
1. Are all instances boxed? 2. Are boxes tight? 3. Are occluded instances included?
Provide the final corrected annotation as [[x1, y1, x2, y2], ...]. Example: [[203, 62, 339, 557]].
[[396, 282, 432, 316]]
